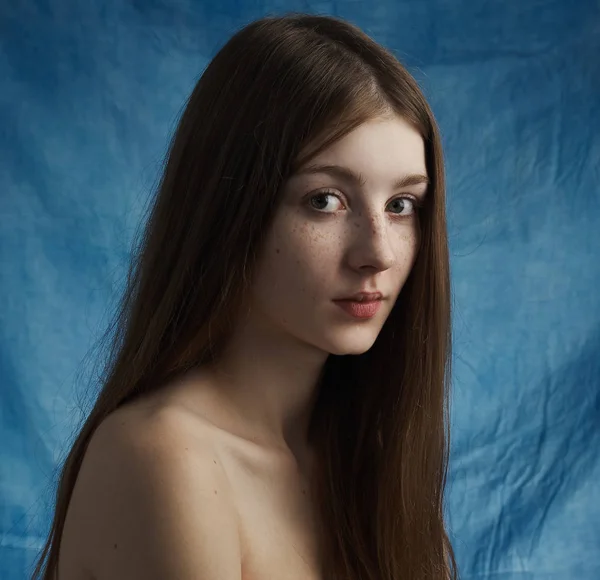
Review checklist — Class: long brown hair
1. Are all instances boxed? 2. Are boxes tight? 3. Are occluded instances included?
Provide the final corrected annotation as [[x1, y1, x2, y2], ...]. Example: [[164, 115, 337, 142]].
[[33, 12, 457, 580]]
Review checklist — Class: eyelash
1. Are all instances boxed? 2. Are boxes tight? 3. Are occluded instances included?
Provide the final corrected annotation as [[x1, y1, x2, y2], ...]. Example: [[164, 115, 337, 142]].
[[307, 189, 425, 217]]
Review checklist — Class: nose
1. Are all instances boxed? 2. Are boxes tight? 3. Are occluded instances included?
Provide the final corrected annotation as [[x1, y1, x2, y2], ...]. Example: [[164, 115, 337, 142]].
[[346, 211, 395, 274]]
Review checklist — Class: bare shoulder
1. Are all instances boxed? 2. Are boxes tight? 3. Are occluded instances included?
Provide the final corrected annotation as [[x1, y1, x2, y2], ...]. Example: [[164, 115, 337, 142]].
[[59, 401, 242, 580]]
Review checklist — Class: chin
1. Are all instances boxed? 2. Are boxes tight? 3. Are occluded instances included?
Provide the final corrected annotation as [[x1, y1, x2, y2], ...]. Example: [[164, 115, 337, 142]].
[[322, 328, 381, 356]]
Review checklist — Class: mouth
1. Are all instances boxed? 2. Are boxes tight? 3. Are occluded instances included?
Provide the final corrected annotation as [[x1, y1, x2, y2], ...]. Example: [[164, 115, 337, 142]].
[[332, 292, 384, 319], [339, 292, 383, 302]]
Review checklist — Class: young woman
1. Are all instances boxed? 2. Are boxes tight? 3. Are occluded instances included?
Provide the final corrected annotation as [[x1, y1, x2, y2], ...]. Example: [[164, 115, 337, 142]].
[[33, 12, 457, 580]]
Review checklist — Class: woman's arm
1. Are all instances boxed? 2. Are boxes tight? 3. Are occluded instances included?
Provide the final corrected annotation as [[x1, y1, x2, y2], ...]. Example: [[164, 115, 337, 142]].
[[58, 408, 242, 580]]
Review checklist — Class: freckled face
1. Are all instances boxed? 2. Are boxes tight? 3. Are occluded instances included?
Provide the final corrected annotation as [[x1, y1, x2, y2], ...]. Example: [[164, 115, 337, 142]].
[[248, 115, 428, 355]]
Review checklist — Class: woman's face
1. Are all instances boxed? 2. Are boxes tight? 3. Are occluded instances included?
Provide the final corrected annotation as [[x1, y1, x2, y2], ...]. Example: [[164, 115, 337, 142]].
[[249, 115, 428, 356]]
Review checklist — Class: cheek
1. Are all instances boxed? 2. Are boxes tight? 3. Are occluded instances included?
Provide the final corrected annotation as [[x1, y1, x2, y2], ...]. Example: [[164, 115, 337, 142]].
[[395, 230, 419, 260], [266, 220, 342, 291], [390, 230, 420, 281], [291, 221, 342, 266]]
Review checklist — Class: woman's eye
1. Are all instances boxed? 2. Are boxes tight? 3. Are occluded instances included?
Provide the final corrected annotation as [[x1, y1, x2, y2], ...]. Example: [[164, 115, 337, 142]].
[[309, 192, 345, 213], [387, 196, 419, 216]]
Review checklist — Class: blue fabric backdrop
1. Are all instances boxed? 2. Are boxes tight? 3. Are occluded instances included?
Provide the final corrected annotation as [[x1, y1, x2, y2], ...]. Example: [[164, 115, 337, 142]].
[[1, 1, 599, 578]]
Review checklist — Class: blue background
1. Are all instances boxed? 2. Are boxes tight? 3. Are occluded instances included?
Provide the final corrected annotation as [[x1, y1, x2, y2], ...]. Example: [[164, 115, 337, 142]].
[[1, 1, 599, 578]]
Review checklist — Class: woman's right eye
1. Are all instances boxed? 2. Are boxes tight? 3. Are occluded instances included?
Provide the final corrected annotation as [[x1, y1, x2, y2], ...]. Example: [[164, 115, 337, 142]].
[[308, 191, 345, 213]]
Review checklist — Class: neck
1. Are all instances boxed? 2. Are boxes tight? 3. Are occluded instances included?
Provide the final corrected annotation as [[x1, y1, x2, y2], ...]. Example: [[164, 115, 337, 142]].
[[207, 308, 328, 457]]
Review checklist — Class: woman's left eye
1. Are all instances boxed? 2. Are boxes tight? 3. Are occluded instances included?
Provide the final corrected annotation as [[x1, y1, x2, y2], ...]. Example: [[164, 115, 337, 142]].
[[386, 196, 421, 216]]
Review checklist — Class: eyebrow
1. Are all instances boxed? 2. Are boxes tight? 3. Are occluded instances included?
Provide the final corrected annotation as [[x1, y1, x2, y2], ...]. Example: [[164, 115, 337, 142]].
[[293, 163, 430, 190]]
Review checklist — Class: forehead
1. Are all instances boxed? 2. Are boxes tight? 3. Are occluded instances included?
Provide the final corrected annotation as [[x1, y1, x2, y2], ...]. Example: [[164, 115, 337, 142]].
[[298, 117, 427, 181], [292, 117, 428, 187]]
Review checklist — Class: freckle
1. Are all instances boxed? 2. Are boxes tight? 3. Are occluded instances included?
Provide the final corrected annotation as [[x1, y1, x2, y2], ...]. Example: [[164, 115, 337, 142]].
[[275, 248, 280, 254], [113, 543, 118, 550], [214, 489, 218, 495]]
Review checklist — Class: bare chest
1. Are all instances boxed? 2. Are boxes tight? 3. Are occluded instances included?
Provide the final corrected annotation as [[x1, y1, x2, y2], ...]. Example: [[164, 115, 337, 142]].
[[221, 449, 324, 580]]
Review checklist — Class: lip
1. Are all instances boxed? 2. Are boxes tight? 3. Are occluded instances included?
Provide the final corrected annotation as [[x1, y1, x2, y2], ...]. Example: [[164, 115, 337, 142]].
[[333, 292, 384, 320], [335, 291, 383, 302]]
